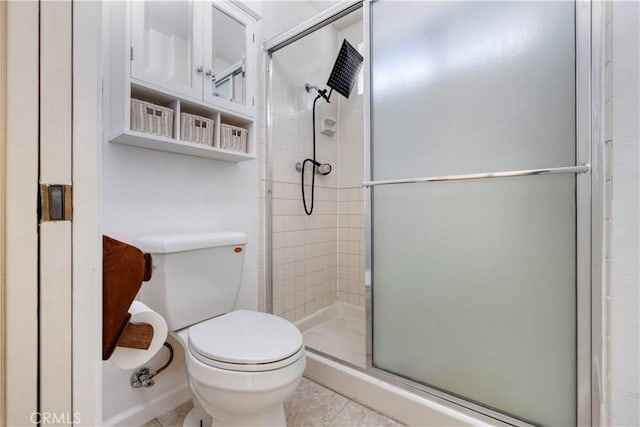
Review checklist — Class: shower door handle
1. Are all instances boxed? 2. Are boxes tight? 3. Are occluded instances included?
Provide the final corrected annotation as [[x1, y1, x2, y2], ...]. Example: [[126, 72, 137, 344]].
[[362, 164, 590, 187]]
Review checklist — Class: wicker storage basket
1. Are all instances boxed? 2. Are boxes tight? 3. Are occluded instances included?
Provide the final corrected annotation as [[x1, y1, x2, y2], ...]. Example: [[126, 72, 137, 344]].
[[220, 124, 248, 153], [180, 112, 214, 146], [130, 99, 173, 138]]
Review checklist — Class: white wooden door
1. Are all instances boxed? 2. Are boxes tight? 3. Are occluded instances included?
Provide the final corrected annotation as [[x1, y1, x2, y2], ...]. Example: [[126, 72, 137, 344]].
[[3, 1, 39, 425], [3, 2, 94, 426], [39, 1, 74, 424]]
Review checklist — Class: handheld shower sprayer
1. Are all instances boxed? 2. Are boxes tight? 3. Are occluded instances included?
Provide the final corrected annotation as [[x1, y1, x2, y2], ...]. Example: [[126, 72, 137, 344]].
[[299, 39, 364, 216], [295, 161, 332, 176], [316, 163, 332, 175]]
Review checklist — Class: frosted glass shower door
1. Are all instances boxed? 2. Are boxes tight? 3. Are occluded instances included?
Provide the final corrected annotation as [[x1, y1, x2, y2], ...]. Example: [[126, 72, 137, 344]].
[[370, 2, 577, 426]]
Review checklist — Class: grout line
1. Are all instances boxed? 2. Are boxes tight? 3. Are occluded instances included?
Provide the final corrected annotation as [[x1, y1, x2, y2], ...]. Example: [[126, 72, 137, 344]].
[[326, 400, 350, 427], [323, 389, 350, 427], [311, 379, 405, 427]]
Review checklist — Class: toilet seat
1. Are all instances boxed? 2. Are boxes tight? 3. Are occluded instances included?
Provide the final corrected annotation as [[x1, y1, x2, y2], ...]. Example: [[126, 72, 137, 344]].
[[188, 310, 304, 372]]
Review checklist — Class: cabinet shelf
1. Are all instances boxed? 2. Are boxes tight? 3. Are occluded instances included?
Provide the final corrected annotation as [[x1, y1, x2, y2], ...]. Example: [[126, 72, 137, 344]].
[[110, 130, 256, 162]]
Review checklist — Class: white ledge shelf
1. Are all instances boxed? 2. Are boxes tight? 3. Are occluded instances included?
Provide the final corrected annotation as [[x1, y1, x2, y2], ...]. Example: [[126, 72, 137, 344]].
[[110, 130, 256, 162]]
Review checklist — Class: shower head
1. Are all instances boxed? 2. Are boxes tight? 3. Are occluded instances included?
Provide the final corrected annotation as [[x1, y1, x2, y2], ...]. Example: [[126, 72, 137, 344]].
[[305, 39, 363, 103], [326, 39, 363, 99]]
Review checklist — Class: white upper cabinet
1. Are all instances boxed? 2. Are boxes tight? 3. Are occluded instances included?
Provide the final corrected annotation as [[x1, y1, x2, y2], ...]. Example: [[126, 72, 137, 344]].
[[130, 1, 204, 99], [203, 2, 255, 116], [130, 0, 255, 117]]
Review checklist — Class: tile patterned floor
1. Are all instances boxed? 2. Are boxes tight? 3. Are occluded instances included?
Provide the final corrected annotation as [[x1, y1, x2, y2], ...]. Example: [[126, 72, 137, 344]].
[[285, 378, 403, 427], [141, 377, 404, 427]]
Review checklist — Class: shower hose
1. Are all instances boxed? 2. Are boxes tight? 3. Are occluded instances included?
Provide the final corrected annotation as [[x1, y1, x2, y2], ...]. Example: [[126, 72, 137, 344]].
[[300, 93, 324, 216]]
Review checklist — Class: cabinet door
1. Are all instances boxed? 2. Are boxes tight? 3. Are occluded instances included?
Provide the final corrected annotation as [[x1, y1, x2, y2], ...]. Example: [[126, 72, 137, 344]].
[[130, 0, 203, 100], [202, 2, 255, 116]]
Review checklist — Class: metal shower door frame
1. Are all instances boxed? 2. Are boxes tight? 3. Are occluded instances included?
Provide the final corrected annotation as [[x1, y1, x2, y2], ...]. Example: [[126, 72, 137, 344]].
[[364, 1, 602, 426], [263, 0, 604, 425]]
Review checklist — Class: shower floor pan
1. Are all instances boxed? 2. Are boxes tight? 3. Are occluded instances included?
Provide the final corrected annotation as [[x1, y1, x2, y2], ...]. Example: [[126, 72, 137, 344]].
[[296, 302, 366, 368]]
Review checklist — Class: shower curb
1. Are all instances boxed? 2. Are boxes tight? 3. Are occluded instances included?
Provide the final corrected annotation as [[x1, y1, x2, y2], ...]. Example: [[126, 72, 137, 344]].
[[304, 352, 507, 427]]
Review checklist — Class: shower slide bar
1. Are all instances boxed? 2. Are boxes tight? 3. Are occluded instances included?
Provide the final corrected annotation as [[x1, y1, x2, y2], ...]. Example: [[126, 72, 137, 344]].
[[362, 164, 590, 187]]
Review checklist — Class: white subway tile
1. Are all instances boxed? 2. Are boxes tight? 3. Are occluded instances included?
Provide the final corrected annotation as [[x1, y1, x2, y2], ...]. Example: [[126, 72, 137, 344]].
[[348, 294, 359, 305], [305, 288, 314, 304], [273, 298, 284, 315], [305, 258, 315, 273], [283, 262, 295, 280], [304, 273, 314, 288], [284, 293, 295, 311]]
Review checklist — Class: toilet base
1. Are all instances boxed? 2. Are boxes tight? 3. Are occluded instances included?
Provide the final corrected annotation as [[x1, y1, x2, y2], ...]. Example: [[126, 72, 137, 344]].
[[182, 406, 286, 427], [183, 407, 211, 427]]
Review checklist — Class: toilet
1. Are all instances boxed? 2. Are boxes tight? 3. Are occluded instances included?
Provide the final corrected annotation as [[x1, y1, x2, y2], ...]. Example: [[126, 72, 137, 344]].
[[136, 232, 305, 427]]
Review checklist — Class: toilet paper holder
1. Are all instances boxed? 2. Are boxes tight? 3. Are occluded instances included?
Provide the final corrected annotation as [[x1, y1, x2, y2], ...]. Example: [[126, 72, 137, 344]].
[[102, 235, 155, 360]]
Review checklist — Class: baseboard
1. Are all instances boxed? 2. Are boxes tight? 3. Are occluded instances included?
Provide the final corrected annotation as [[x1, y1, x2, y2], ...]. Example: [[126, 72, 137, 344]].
[[102, 385, 190, 427]]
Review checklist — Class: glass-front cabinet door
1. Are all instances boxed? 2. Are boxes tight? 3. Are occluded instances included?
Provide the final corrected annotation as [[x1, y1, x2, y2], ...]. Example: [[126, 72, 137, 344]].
[[130, 0, 204, 100], [203, 2, 255, 115]]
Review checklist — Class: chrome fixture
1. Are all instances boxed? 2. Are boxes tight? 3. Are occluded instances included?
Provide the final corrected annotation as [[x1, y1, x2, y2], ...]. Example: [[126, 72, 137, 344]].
[[130, 367, 155, 388], [317, 163, 332, 175], [362, 165, 590, 187], [295, 161, 332, 175], [129, 342, 174, 388]]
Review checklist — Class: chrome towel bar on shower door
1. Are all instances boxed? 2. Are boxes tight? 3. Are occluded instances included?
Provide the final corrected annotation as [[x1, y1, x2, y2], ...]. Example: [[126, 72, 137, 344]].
[[362, 164, 590, 188]]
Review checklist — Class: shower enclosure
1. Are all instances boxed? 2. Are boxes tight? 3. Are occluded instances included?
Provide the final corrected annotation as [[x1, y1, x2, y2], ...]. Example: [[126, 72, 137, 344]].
[[265, 1, 597, 426], [265, 4, 367, 367]]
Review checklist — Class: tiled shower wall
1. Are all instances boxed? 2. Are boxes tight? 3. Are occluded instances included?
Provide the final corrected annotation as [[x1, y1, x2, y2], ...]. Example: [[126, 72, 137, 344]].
[[336, 20, 366, 307], [266, 24, 340, 321], [258, 11, 366, 319]]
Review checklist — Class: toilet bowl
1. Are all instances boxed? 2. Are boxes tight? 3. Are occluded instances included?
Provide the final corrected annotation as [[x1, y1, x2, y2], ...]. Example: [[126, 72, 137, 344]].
[[135, 232, 305, 427], [174, 310, 306, 427]]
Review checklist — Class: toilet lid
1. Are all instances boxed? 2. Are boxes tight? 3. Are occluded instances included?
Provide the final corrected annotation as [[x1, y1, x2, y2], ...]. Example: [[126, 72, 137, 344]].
[[188, 310, 303, 365]]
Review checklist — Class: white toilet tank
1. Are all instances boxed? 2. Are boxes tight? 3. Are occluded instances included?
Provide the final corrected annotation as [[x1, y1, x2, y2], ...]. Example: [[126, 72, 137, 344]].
[[136, 232, 248, 331]]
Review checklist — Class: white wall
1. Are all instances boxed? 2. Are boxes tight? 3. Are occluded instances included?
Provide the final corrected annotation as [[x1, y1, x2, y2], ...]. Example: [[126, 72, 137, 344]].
[[101, 144, 258, 424], [607, 1, 640, 425], [101, 2, 258, 424], [101, 336, 190, 426]]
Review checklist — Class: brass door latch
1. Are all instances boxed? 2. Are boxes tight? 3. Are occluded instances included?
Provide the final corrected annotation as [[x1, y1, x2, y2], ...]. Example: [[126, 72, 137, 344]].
[[39, 184, 72, 222]]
